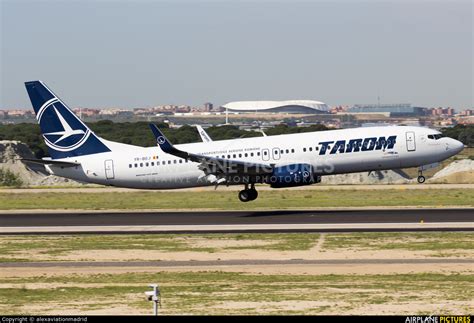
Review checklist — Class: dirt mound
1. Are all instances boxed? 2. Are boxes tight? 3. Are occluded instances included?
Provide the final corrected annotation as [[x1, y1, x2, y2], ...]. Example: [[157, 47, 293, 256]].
[[428, 159, 474, 184], [0, 140, 83, 187], [322, 169, 410, 185]]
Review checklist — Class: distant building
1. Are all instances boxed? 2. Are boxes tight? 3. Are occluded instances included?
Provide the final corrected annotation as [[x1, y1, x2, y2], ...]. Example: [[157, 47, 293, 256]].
[[4, 109, 33, 117], [223, 100, 330, 114], [204, 102, 213, 112], [72, 108, 99, 117], [457, 116, 474, 124], [347, 103, 424, 116], [429, 107, 456, 116]]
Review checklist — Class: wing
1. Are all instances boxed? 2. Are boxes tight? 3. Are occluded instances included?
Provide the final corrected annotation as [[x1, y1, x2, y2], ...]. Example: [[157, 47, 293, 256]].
[[149, 124, 273, 176]]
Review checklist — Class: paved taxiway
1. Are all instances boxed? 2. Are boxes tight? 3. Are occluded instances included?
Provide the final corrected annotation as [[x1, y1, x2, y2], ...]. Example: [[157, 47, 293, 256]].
[[0, 208, 472, 234]]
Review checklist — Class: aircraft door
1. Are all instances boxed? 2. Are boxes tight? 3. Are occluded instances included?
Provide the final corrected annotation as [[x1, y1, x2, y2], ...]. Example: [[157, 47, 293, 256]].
[[272, 148, 281, 160], [262, 148, 270, 161], [406, 132, 416, 151], [104, 159, 115, 179]]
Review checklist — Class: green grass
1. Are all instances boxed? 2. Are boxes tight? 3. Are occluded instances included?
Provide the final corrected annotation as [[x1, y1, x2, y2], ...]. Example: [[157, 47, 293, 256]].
[[323, 232, 474, 252], [0, 189, 472, 210], [0, 272, 472, 315], [0, 233, 320, 262], [1, 232, 472, 262]]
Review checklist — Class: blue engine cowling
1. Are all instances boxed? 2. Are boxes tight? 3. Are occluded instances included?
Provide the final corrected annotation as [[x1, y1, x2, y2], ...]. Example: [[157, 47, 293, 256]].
[[266, 163, 316, 188]]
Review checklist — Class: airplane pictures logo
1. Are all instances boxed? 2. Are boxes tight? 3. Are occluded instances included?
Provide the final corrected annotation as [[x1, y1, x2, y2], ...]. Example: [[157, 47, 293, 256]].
[[37, 98, 91, 152]]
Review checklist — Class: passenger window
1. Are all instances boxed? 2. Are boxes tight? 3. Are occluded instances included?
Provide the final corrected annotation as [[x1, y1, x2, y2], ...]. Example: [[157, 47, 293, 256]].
[[309, 147, 313, 152], [239, 154, 242, 158], [140, 163, 143, 167], [179, 160, 183, 163], [151, 162, 154, 166], [129, 164, 132, 168], [233, 154, 236, 158], [303, 148, 306, 152], [291, 149, 295, 153], [168, 161, 171, 164], [173, 160, 177, 164], [280, 150, 284, 154], [257, 152, 261, 156], [245, 153, 248, 157], [251, 153, 254, 157], [263, 151, 267, 155], [286, 149, 289, 154], [146, 162, 149, 167], [315, 147, 319, 151], [134, 163, 138, 168]]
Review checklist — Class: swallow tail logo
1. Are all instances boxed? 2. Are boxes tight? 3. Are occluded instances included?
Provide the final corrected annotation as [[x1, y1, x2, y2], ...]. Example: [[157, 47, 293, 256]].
[[25, 81, 111, 159]]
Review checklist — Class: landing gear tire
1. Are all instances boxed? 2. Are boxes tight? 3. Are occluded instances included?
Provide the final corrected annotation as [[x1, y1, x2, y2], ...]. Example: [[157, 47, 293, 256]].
[[238, 188, 258, 202], [248, 189, 258, 201], [238, 190, 251, 202]]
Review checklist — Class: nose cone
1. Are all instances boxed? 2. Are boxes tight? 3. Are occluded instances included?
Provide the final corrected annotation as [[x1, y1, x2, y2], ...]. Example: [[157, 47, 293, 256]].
[[448, 138, 464, 154]]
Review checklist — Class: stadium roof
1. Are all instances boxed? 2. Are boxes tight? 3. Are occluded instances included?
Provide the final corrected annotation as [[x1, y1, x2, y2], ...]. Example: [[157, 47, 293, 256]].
[[223, 100, 329, 113]]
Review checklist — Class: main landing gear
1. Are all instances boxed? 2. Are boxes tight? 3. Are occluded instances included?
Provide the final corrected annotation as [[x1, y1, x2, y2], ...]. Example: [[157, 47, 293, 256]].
[[417, 168, 426, 184], [238, 183, 258, 202]]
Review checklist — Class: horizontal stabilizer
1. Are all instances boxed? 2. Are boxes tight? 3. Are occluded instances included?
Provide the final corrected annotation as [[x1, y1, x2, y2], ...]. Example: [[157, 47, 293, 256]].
[[20, 158, 80, 167]]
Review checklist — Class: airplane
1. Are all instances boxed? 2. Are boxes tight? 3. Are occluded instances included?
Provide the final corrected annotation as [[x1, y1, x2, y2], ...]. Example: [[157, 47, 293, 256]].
[[22, 80, 464, 202]]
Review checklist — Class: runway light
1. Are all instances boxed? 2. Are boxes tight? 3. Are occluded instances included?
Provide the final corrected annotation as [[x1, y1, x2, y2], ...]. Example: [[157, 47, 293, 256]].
[[420, 220, 424, 224]]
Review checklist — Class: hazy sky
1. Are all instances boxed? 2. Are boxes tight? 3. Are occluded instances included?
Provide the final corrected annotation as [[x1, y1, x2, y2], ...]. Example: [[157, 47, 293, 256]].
[[1, 0, 472, 109]]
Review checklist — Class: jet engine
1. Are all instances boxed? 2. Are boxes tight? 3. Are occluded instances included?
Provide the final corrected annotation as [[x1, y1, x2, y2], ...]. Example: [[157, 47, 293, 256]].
[[266, 163, 319, 188]]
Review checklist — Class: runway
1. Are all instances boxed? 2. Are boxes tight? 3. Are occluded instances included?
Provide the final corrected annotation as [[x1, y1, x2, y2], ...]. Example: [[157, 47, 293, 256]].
[[0, 208, 473, 234]]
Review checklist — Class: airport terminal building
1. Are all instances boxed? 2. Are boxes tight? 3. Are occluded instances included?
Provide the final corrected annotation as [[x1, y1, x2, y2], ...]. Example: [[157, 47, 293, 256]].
[[223, 100, 330, 114], [347, 104, 425, 116]]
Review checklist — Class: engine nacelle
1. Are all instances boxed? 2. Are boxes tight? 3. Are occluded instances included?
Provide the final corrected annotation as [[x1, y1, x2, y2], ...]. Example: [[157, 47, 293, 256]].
[[266, 163, 317, 188]]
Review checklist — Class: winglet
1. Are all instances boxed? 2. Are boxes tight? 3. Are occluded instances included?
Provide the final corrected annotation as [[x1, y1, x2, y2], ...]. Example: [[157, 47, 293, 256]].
[[149, 124, 189, 159], [196, 125, 213, 142], [149, 124, 174, 153]]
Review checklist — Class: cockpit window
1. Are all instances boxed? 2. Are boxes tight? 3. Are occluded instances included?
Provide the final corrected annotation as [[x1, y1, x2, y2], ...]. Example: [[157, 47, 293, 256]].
[[428, 134, 443, 140]]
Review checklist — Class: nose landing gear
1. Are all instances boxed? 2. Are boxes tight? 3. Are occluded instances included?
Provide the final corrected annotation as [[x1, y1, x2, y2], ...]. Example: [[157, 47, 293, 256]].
[[417, 168, 426, 184], [238, 183, 258, 202]]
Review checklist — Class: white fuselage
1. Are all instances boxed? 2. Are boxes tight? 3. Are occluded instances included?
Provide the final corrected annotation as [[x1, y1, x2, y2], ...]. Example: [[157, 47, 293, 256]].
[[46, 126, 463, 189]]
